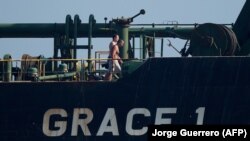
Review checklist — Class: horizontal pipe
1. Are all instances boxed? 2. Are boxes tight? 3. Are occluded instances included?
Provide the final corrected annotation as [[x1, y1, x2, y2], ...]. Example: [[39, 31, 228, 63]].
[[0, 23, 114, 38], [38, 72, 76, 81], [0, 23, 193, 39], [129, 27, 193, 39]]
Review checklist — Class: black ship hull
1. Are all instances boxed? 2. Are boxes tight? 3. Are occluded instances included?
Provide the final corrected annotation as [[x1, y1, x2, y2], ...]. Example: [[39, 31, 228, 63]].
[[1, 57, 250, 141]]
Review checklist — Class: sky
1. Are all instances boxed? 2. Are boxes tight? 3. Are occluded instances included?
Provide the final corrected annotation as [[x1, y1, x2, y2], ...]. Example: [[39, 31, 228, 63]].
[[0, 0, 246, 59]]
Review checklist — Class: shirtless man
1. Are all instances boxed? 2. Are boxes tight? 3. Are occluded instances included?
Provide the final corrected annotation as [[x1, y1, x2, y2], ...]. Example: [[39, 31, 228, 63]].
[[109, 34, 119, 56], [104, 39, 124, 81]]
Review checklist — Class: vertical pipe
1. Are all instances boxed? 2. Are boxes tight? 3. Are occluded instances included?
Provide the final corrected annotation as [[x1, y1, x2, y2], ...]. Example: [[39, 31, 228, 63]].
[[53, 36, 59, 72], [98, 53, 101, 71], [142, 35, 146, 59], [88, 14, 94, 72], [42, 64, 45, 76], [140, 34, 143, 59], [118, 25, 129, 59], [161, 38, 164, 57], [65, 15, 71, 48], [152, 23, 156, 57], [65, 15, 74, 70], [132, 36, 135, 58], [95, 52, 97, 72], [74, 15, 80, 59], [3, 54, 12, 82], [74, 15, 80, 72], [153, 32, 156, 57]]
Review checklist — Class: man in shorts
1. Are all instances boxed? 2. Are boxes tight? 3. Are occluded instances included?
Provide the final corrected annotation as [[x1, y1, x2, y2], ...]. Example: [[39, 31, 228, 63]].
[[104, 39, 124, 81]]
